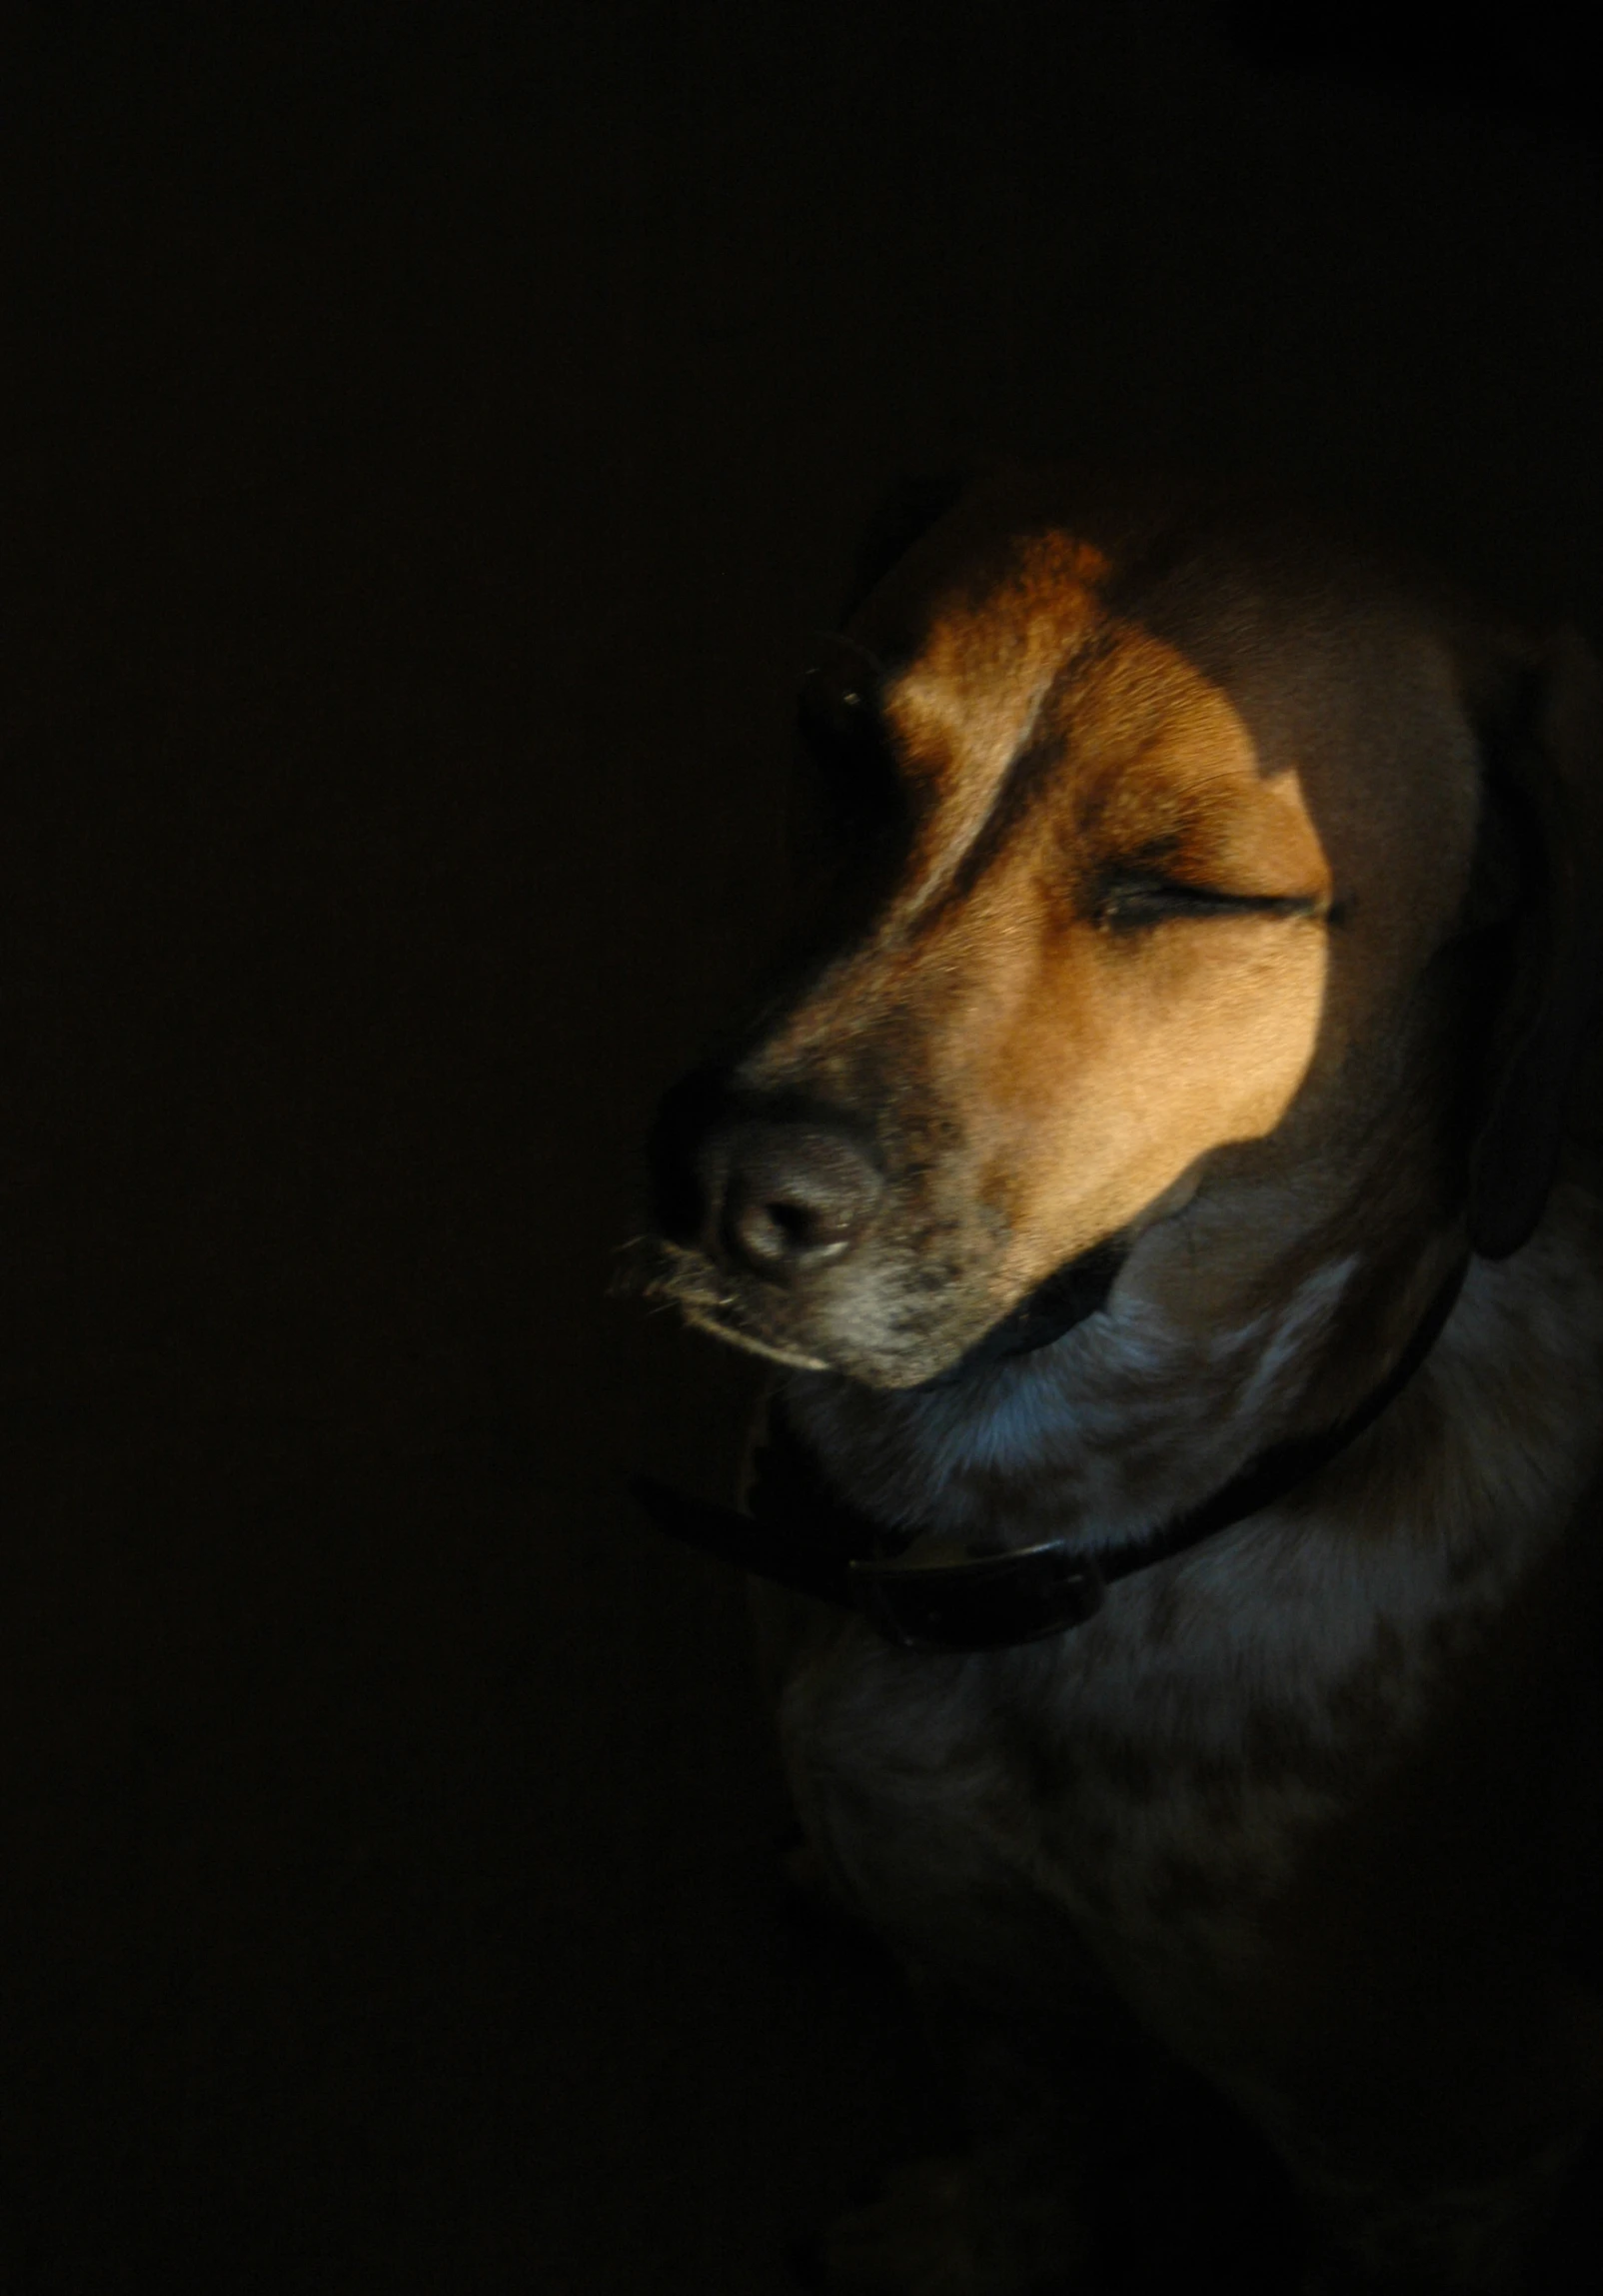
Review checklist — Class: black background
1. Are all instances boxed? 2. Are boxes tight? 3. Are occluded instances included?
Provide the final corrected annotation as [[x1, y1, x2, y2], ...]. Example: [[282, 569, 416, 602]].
[[1, 3, 1598, 2288]]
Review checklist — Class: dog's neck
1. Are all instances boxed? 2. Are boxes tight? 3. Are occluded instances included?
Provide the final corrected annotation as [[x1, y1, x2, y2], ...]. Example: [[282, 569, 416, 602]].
[[778, 1198, 1485, 1561], [632, 1186, 1602, 1652]]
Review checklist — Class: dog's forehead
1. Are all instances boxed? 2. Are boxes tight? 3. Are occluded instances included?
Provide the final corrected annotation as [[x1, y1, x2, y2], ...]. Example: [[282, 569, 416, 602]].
[[850, 501, 1484, 907], [878, 541, 1251, 783], [872, 532, 1121, 786]]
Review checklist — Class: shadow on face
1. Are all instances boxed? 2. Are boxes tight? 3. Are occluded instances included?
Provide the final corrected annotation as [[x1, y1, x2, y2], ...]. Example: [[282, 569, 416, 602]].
[[641, 472, 1587, 1389]]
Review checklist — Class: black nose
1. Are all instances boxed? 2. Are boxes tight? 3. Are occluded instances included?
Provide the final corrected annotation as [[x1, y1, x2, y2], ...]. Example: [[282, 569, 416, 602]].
[[650, 1077, 882, 1280], [711, 1121, 883, 1276]]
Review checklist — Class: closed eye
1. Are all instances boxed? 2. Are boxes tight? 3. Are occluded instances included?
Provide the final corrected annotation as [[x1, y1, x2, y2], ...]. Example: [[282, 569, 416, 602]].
[[1099, 879, 1322, 928]]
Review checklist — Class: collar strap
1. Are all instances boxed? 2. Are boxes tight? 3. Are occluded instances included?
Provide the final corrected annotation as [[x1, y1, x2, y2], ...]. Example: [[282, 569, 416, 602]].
[[630, 1256, 1470, 1652]]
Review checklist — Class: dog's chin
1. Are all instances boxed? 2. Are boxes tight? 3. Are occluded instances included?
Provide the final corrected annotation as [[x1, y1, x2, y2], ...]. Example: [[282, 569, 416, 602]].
[[672, 1281, 1041, 1392], [641, 1252, 967, 1386], [635, 1233, 1123, 1389], [679, 1303, 833, 1374], [678, 1296, 955, 1387], [631, 1242, 849, 1376]]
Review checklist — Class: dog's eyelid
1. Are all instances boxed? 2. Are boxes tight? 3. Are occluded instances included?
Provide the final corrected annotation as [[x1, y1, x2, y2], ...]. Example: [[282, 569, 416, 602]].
[[1099, 877, 1322, 926]]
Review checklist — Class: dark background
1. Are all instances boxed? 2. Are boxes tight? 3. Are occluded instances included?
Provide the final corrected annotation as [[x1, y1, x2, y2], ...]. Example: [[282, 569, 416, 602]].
[[1, 3, 1598, 2288]]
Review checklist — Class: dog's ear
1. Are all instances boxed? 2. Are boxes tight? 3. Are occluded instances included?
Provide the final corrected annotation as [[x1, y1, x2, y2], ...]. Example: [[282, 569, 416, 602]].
[[839, 472, 970, 623], [1467, 627, 1603, 1259]]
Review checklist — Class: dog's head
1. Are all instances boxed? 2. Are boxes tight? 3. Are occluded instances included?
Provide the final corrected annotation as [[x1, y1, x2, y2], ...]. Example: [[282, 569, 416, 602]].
[[644, 470, 1601, 1389]]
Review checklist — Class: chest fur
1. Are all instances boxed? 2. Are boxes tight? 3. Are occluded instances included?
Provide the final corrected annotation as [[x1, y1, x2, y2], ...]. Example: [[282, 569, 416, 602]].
[[770, 1490, 1600, 2074]]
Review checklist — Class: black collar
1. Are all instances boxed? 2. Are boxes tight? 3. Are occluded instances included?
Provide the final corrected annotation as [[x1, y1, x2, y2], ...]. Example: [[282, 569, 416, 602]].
[[630, 1256, 1470, 1653]]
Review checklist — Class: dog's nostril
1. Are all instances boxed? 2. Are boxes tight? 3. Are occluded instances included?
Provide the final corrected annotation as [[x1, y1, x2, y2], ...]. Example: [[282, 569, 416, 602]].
[[714, 1124, 882, 1280], [729, 1185, 856, 1269]]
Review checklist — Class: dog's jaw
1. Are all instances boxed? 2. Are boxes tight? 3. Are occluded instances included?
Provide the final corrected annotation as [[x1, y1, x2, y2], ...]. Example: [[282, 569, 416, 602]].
[[780, 1238, 1364, 1556]]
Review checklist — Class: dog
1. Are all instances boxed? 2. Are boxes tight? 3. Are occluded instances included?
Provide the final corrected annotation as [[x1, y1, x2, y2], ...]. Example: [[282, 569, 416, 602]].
[[635, 466, 1603, 2292]]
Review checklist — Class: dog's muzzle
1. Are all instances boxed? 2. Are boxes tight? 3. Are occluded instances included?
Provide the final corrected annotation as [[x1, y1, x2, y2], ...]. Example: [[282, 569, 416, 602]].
[[646, 1067, 1126, 1382]]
